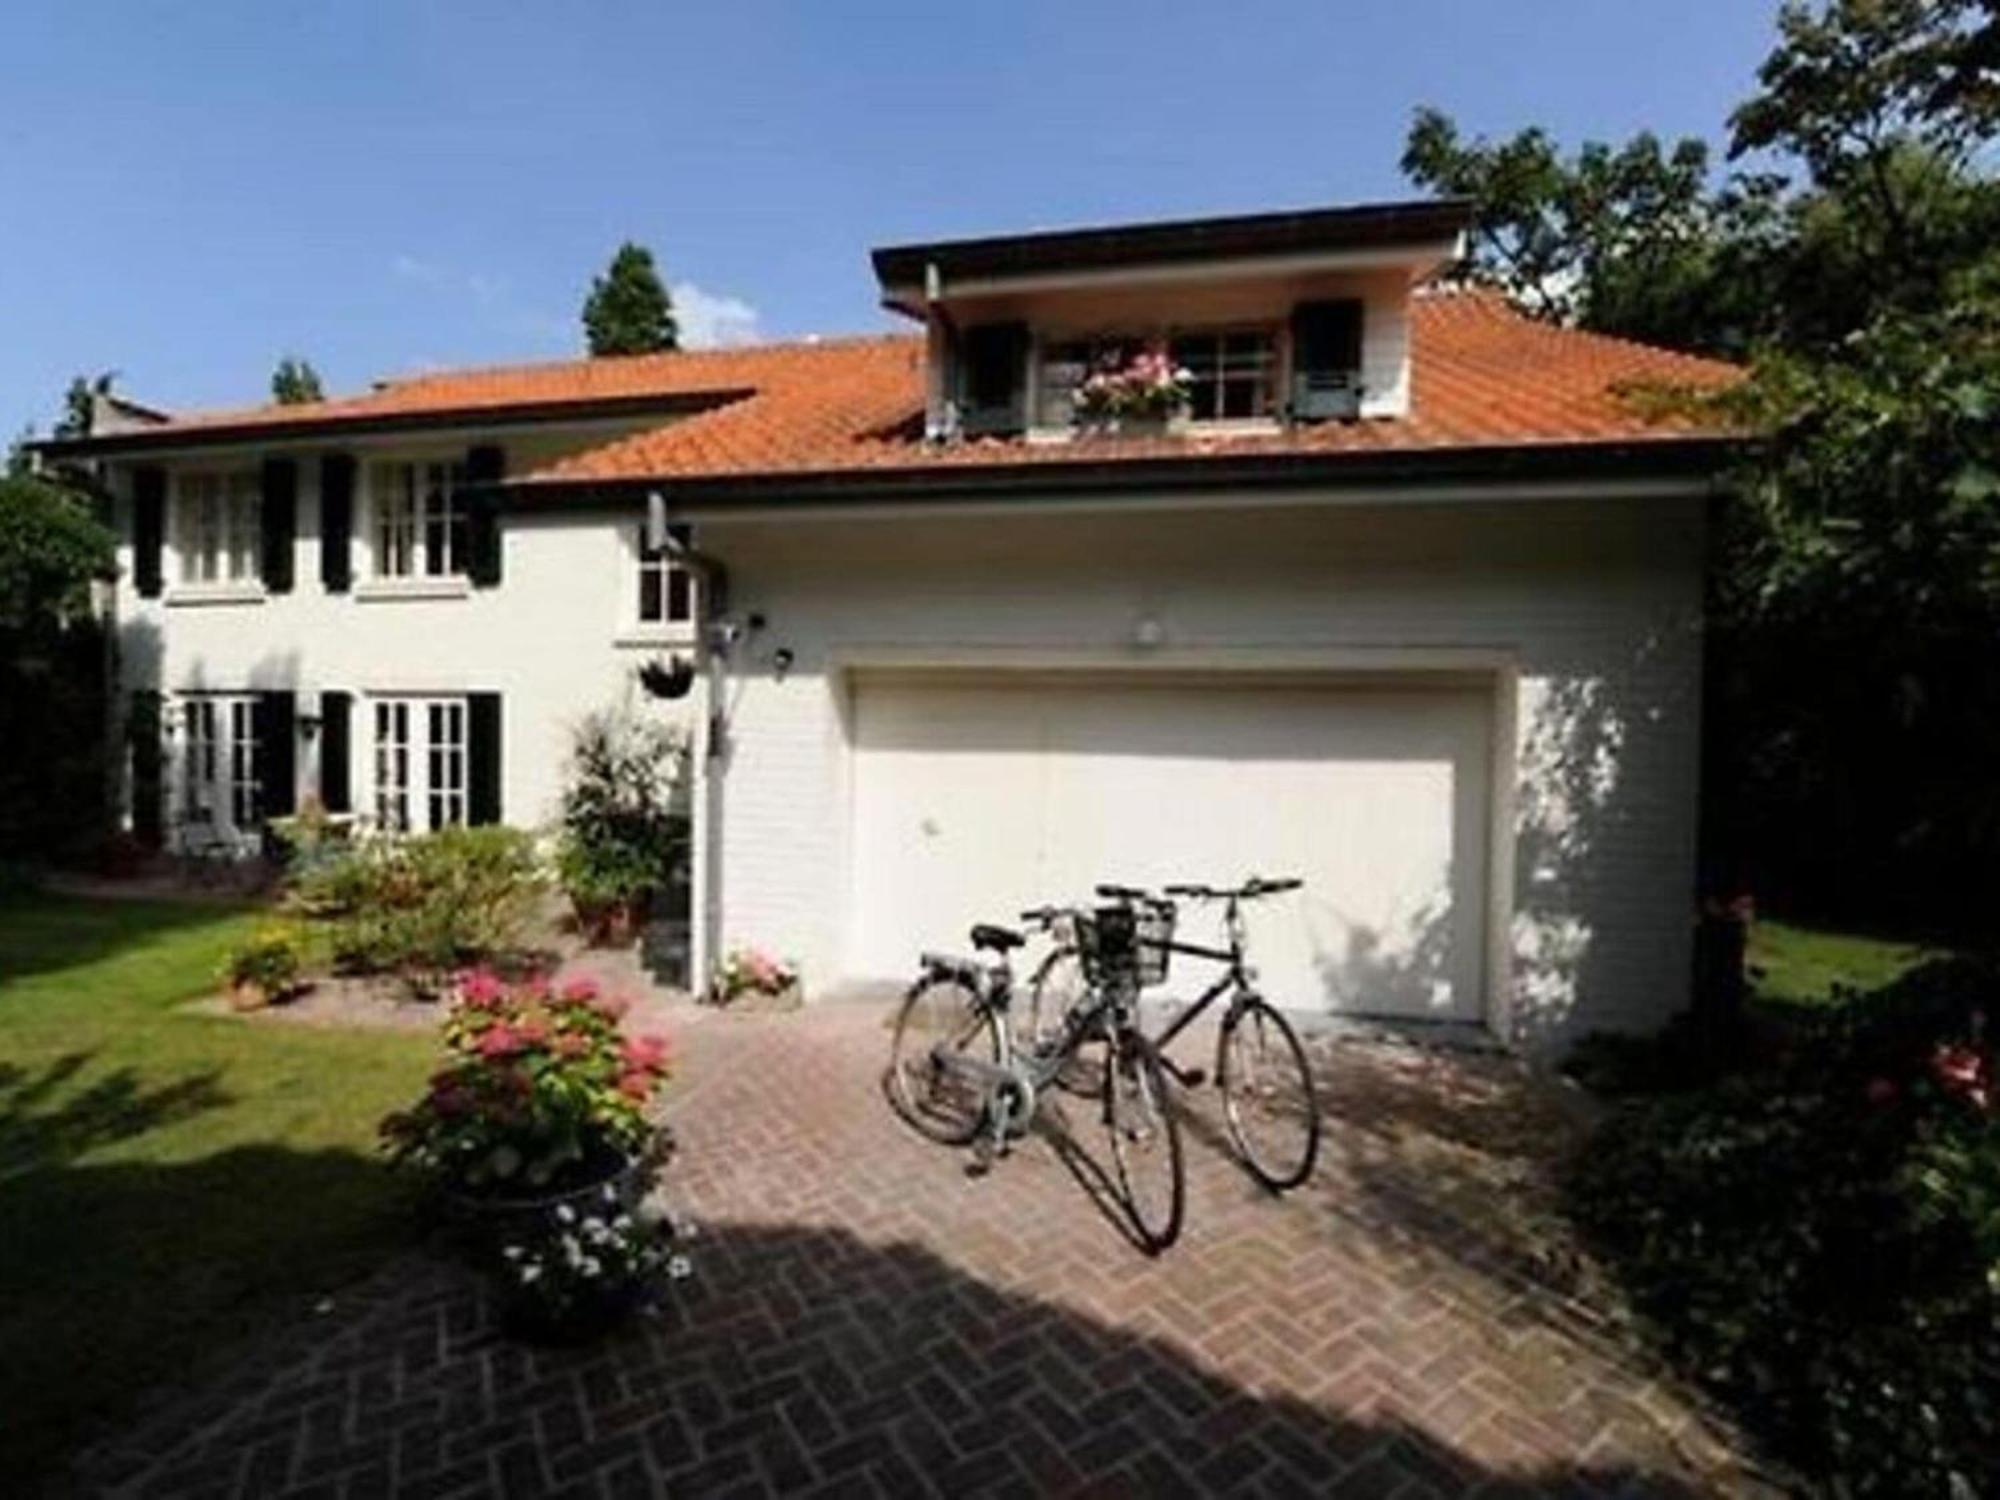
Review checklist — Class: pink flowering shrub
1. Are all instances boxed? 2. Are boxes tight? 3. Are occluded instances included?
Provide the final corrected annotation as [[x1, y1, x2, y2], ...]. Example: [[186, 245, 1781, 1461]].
[[711, 946, 799, 1005], [381, 969, 671, 1194], [1072, 343, 1194, 420]]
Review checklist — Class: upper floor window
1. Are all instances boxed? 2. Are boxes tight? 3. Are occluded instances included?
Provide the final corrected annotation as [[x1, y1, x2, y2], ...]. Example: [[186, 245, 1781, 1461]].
[[636, 524, 694, 628], [371, 460, 465, 578], [176, 472, 260, 584], [1171, 330, 1277, 421]]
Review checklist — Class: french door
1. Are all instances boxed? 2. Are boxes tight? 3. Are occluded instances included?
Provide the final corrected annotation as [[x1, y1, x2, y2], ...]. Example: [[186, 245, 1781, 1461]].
[[370, 697, 468, 832]]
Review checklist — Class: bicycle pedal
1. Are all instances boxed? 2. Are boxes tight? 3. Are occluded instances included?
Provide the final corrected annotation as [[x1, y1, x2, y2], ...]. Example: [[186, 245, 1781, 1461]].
[[1181, 1068, 1208, 1087]]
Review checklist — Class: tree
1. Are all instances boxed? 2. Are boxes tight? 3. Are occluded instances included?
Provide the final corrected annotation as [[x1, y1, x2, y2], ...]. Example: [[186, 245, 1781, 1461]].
[[0, 473, 114, 628], [582, 243, 678, 356], [1400, 108, 1764, 356], [270, 356, 323, 405]]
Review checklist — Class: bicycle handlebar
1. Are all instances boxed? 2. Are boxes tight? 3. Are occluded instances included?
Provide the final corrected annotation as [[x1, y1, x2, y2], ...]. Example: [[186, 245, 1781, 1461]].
[[1161, 877, 1304, 900]]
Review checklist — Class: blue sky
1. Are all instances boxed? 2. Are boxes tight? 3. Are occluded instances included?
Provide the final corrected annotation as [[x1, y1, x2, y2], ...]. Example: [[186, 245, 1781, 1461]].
[[1, 1, 1781, 437]]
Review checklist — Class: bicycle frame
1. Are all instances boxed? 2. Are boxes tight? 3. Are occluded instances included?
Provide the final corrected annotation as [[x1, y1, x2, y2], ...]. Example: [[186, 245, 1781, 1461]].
[[1139, 897, 1260, 1086]]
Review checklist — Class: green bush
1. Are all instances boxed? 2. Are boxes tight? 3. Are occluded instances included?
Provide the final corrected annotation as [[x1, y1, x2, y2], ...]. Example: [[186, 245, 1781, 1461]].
[[1566, 959, 2000, 1495], [554, 709, 689, 920], [310, 826, 544, 988], [219, 924, 305, 996]]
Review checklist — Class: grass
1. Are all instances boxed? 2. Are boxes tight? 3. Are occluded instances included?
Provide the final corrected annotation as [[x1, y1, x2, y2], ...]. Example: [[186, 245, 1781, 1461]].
[[1748, 917, 1940, 1008], [0, 893, 433, 1485]]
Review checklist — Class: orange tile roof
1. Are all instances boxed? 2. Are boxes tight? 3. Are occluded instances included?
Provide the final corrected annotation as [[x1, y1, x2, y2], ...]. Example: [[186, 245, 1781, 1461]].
[[79, 293, 1737, 484], [525, 292, 1738, 487]]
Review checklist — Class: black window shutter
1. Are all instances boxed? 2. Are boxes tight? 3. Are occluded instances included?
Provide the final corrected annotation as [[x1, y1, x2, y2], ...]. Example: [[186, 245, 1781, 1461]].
[[260, 457, 297, 593], [1291, 299, 1364, 378], [254, 691, 297, 822], [465, 445, 505, 587], [959, 322, 1028, 430], [133, 467, 166, 598], [319, 691, 351, 814], [319, 454, 355, 592], [467, 693, 502, 825], [129, 690, 164, 846]]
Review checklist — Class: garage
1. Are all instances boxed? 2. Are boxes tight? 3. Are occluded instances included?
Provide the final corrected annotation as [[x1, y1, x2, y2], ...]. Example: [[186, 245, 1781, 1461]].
[[847, 672, 1493, 1021]]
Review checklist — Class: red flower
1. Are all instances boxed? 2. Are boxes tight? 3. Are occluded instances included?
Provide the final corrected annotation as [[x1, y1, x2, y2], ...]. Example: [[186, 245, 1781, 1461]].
[[457, 968, 507, 1010], [515, 1016, 550, 1047], [559, 976, 600, 1005], [478, 1023, 525, 1059], [620, 1034, 671, 1075], [616, 1070, 654, 1101], [1932, 1043, 1994, 1111], [553, 1032, 590, 1059]]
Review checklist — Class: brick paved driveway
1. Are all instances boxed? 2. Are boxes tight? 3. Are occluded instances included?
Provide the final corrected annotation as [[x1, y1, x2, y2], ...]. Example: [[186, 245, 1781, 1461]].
[[76, 1004, 1771, 1498]]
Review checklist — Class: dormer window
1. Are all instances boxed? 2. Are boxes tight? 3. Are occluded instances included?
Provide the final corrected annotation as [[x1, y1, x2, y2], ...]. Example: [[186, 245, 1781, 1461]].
[[1170, 330, 1277, 421]]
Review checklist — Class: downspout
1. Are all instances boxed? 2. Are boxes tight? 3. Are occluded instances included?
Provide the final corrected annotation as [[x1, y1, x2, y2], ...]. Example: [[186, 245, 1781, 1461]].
[[646, 491, 732, 996]]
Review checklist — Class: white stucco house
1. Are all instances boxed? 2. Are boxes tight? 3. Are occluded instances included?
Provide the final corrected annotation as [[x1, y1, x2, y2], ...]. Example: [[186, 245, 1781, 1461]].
[[42, 198, 1738, 1048]]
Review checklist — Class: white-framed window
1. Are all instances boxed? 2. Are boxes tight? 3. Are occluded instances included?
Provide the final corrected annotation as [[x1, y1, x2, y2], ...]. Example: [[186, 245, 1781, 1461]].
[[636, 524, 694, 628], [178, 694, 260, 835], [1033, 327, 1280, 426], [1170, 328, 1278, 421], [372, 696, 467, 832], [370, 461, 465, 578], [175, 472, 261, 584]]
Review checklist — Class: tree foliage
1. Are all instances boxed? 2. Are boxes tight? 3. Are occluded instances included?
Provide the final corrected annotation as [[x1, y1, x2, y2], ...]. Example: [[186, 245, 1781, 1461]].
[[582, 243, 678, 357], [0, 473, 115, 629], [270, 356, 323, 405], [51, 372, 115, 441], [1406, 0, 2000, 935]]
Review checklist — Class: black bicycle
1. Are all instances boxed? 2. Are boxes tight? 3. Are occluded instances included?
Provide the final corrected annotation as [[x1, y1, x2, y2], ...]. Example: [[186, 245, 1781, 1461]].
[[1095, 878, 1321, 1193], [888, 903, 1186, 1252]]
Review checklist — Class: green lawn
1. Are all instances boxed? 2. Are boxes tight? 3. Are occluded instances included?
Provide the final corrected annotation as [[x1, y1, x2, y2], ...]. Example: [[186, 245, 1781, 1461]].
[[1748, 916, 1940, 1008], [0, 894, 432, 1484]]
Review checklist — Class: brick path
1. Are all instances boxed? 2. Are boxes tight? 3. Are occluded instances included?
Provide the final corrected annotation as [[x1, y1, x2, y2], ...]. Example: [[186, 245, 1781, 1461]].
[[74, 1004, 1775, 1498]]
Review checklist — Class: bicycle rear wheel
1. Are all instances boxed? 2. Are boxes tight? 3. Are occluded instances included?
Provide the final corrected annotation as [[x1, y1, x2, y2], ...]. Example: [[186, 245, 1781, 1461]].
[[1217, 997, 1320, 1191], [1102, 1028, 1185, 1252], [889, 978, 1000, 1145]]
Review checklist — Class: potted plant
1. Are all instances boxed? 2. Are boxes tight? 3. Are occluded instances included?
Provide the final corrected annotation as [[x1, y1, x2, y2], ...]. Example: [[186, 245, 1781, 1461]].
[[1072, 344, 1194, 437], [220, 925, 305, 1011], [495, 1185, 695, 1345], [709, 946, 801, 1009], [554, 710, 690, 948], [380, 969, 674, 1243]]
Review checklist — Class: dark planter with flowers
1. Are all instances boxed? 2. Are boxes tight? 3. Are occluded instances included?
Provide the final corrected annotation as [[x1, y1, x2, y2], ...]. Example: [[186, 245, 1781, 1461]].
[[381, 969, 676, 1262]]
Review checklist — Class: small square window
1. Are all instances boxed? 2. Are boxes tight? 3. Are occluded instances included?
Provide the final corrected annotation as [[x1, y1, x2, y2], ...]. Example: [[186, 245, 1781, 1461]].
[[637, 525, 694, 626]]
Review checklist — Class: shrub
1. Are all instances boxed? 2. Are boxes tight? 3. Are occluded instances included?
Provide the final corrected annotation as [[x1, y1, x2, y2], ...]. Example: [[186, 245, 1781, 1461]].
[[710, 946, 798, 1005], [380, 970, 672, 1196], [219, 924, 305, 999], [554, 709, 689, 928], [314, 826, 544, 986], [1566, 958, 2000, 1495]]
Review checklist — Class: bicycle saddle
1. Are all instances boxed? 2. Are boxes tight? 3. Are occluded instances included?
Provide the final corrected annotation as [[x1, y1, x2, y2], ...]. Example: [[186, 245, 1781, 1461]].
[[970, 923, 1025, 953]]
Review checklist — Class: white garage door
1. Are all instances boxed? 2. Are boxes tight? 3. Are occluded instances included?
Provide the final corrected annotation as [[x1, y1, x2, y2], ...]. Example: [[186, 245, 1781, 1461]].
[[849, 673, 1491, 1021]]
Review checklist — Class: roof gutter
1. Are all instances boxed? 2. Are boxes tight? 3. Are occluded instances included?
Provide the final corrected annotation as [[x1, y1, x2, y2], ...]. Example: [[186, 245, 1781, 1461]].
[[507, 435, 1744, 514]]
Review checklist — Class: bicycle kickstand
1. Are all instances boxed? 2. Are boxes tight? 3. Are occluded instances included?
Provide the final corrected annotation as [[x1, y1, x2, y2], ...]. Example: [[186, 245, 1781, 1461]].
[[969, 1086, 1016, 1177]]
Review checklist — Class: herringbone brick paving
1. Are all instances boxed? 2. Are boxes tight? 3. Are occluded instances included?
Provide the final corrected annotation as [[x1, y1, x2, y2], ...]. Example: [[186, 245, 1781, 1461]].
[[71, 1004, 1775, 1498]]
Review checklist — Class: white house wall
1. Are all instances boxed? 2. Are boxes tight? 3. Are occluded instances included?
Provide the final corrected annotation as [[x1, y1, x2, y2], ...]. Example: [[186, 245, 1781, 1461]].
[[697, 492, 1704, 1051], [111, 446, 694, 831]]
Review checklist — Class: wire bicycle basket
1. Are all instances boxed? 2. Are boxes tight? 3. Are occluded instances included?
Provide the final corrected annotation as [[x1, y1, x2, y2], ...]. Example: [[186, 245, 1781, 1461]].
[[1079, 899, 1176, 989]]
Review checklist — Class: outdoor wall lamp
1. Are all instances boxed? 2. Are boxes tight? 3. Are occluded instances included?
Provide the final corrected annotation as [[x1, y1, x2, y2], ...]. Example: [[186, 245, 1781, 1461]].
[[297, 712, 322, 740]]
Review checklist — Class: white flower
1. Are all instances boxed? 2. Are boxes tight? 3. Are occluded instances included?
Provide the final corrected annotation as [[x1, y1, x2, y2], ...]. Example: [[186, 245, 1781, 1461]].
[[581, 1257, 602, 1278], [521, 1265, 543, 1284], [501, 1245, 523, 1261], [667, 1255, 693, 1280], [555, 1204, 576, 1225]]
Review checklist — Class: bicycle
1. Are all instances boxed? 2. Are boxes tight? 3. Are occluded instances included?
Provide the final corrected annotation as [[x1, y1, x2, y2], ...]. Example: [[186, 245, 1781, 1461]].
[[1096, 877, 1322, 1193], [888, 904, 1186, 1253]]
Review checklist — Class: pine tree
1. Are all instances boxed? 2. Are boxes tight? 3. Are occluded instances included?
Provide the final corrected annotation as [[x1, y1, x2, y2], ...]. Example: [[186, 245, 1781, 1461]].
[[271, 356, 324, 404], [582, 243, 678, 356]]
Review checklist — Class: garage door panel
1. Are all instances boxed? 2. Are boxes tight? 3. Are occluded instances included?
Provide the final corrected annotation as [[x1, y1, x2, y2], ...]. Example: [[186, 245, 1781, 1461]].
[[850, 676, 1489, 1022]]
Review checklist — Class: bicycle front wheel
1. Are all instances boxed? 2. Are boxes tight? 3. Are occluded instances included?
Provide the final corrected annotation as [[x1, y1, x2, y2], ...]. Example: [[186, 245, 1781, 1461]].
[[1028, 947, 1097, 1095], [889, 977, 1000, 1146], [1218, 997, 1320, 1191], [1102, 1028, 1185, 1252]]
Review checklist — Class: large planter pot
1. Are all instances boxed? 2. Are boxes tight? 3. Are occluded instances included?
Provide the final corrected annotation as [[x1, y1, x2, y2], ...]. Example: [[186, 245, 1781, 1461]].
[[572, 895, 647, 949], [442, 1142, 657, 1256]]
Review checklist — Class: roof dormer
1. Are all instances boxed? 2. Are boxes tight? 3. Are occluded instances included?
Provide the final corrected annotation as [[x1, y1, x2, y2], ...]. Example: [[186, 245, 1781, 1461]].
[[871, 198, 1469, 443]]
